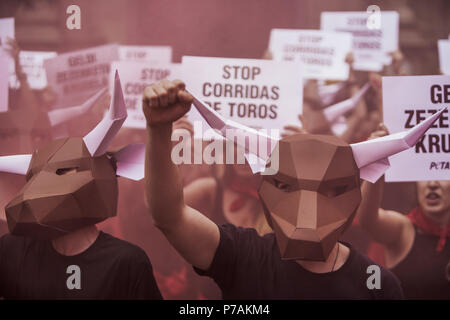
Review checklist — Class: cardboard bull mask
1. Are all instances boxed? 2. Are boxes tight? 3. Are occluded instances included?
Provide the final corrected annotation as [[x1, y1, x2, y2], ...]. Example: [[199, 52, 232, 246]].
[[0, 71, 146, 239], [189, 90, 446, 261]]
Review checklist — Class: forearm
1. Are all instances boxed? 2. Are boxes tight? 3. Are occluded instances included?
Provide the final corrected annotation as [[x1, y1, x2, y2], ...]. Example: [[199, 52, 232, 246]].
[[14, 61, 39, 109], [357, 179, 384, 229], [14, 60, 30, 90], [145, 124, 185, 229], [358, 178, 411, 247], [340, 115, 361, 143]]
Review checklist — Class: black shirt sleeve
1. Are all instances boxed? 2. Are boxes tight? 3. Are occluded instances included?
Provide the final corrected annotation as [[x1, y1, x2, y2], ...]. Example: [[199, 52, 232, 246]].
[[194, 223, 265, 290], [378, 268, 405, 300]]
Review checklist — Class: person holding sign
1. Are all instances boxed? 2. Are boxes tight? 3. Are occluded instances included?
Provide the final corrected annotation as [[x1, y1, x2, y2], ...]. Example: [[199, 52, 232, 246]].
[[140, 80, 450, 299], [358, 162, 450, 299]]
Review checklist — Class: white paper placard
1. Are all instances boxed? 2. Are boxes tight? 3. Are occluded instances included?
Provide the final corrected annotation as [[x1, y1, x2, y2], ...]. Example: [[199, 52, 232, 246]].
[[0, 18, 14, 47], [0, 50, 9, 112], [438, 40, 450, 75], [321, 11, 399, 72], [269, 29, 352, 81], [9, 51, 57, 89], [119, 45, 172, 63], [110, 61, 182, 128], [383, 75, 450, 181], [44, 44, 119, 109], [0, 18, 15, 90], [182, 56, 303, 139]]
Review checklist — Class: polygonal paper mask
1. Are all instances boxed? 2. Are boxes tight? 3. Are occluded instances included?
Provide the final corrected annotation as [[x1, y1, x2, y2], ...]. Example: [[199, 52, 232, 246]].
[[0, 71, 146, 239], [259, 135, 361, 261]]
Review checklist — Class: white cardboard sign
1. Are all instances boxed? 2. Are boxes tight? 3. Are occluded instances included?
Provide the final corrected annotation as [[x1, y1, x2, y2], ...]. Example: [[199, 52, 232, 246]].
[[44, 44, 119, 108], [321, 11, 399, 71], [182, 56, 303, 139], [0, 18, 14, 47], [438, 40, 450, 75], [0, 18, 15, 90], [269, 29, 352, 81], [383, 75, 450, 181], [0, 50, 9, 112], [110, 61, 182, 128], [119, 45, 172, 63], [9, 51, 57, 89]]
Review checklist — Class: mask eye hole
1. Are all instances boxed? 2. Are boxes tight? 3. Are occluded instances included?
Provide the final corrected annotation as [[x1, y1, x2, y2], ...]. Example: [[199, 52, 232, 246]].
[[273, 179, 291, 192], [56, 167, 78, 175], [324, 185, 349, 198]]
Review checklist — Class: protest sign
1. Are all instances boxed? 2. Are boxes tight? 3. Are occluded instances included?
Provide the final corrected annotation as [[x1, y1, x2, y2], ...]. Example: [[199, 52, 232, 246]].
[[383, 75, 450, 181], [438, 40, 450, 75], [0, 51, 9, 112], [182, 56, 303, 139], [119, 45, 172, 63], [0, 18, 14, 47], [110, 60, 181, 128], [269, 29, 352, 80], [9, 51, 57, 89], [0, 18, 15, 90], [321, 11, 399, 71], [44, 44, 119, 108]]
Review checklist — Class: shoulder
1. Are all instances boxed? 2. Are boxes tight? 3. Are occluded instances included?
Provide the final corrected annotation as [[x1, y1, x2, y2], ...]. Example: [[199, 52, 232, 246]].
[[0, 233, 35, 249], [219, 223, 274, 243], [97, 232, 151, 264], [0, 234, 46, 266], [195, 223, 276, 284], [218, 223, 276, 256]]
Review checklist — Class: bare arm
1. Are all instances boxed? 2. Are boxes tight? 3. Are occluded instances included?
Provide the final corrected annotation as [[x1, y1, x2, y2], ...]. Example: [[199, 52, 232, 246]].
[[5, 38, 31, 93], [144, 80, 220, 270], [183, 177, 218, 217], [358, 179, 410, 246], [356, 124, 413, 252]]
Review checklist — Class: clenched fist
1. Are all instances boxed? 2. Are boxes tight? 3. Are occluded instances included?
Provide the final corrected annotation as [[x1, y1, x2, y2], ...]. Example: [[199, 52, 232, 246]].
[[142, 79, 193, 126]]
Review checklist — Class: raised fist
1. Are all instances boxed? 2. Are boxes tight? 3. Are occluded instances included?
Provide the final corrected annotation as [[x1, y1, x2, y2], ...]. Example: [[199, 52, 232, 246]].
[[142, 79, 193, 126]]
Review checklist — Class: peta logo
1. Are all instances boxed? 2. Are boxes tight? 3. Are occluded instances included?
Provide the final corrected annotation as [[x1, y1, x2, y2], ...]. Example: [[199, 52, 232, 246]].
[[366, 5, 381, 30], [66, 265, 81, 290], [366, 265, 381, 289], [66, 5, 81, 30], [430, 161, 450, 170]]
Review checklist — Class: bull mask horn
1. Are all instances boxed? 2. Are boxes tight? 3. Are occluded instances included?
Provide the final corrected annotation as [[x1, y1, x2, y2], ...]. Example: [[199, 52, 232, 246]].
[[188, 90, 278, 174], [0, 154, 32, 175], [350, 107, 447, 183], [83, 70, 127, 157], [47, 87, 108, 126], [323, 83, 370, 123]]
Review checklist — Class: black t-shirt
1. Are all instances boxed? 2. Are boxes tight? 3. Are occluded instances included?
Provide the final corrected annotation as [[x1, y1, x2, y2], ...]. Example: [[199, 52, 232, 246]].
[[0, 220, 8, 237], [391, 227, 450, 299], [195, 224, 404, 299], [0, 231, 162, 300]]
